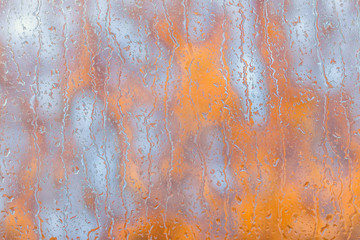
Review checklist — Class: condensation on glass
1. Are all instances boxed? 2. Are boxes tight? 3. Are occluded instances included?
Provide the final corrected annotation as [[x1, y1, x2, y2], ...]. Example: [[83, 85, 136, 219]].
[[0, 0, 359, 239]]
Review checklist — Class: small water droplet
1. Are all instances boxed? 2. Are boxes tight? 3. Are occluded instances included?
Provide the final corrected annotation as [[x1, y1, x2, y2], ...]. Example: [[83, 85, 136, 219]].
[[4, 148, 10, 157], [73, 166, 79, 175]]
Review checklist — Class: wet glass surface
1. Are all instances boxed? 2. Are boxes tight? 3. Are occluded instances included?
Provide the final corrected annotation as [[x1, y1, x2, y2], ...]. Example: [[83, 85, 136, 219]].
[[0, 0, 360, 239]]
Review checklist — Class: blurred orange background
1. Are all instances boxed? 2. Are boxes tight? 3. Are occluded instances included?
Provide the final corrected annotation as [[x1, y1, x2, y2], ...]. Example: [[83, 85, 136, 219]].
[[0, 0, 360, 239]]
